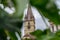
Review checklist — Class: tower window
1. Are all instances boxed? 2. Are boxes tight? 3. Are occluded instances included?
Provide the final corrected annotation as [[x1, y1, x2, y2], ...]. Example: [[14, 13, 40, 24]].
[[28, 25, 30, 29]]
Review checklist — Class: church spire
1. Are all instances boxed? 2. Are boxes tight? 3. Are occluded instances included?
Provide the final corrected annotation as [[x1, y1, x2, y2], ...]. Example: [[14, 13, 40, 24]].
[[23, 4, 35, 40], [25, 4, 34, 20]]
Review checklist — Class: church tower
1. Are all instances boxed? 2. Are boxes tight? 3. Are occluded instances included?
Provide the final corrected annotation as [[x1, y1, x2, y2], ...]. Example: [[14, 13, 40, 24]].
[[23, 4, 35, 40]]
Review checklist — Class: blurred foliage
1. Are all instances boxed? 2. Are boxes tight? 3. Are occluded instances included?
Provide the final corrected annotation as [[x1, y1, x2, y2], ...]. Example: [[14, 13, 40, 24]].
[[0, 29, 7, 40], [24, 38, 32, 40], [30, 29, 60, 40], [0, 7, 23, 30], [5, 30, 18, 40], [0, 0, 28, 18], [0, 0, 60, 40], [30, 0, 60, 25], [0, 7, 23, 40], [49, 30, 60, 40]]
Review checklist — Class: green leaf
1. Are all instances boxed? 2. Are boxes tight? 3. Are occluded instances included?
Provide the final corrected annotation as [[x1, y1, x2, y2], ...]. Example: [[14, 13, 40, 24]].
[[49, 30, 60, 40], [50, 37, 60, 40], [55, 30, 60, 36], [1, 0, 8, 7], [0, 29, 7, 40], [43, 29, 51, 35], [30, 30, 43, 37], [0, 7, 22, 39], [0, 7, 22, 37], [5, 30, 18, 40], [1, 0, 28, 19], [12, 0, 28, 18], [30, 29, 54, 40], [1, 0, 13, 8], [30, 0, 49, 8]]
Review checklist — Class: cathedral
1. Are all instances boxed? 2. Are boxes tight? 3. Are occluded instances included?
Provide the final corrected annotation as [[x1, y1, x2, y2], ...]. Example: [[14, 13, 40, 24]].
[[22, 4, 35, 40]]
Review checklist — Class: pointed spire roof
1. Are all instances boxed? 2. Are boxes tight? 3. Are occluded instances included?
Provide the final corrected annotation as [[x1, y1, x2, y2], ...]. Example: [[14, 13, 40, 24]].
[[25, 4, 34, 20]]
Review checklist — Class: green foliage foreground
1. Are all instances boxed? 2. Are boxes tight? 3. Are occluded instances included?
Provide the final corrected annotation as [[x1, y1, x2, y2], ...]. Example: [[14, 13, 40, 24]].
[[30, 29, 60, 40], [0, 8, 23, 40]]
